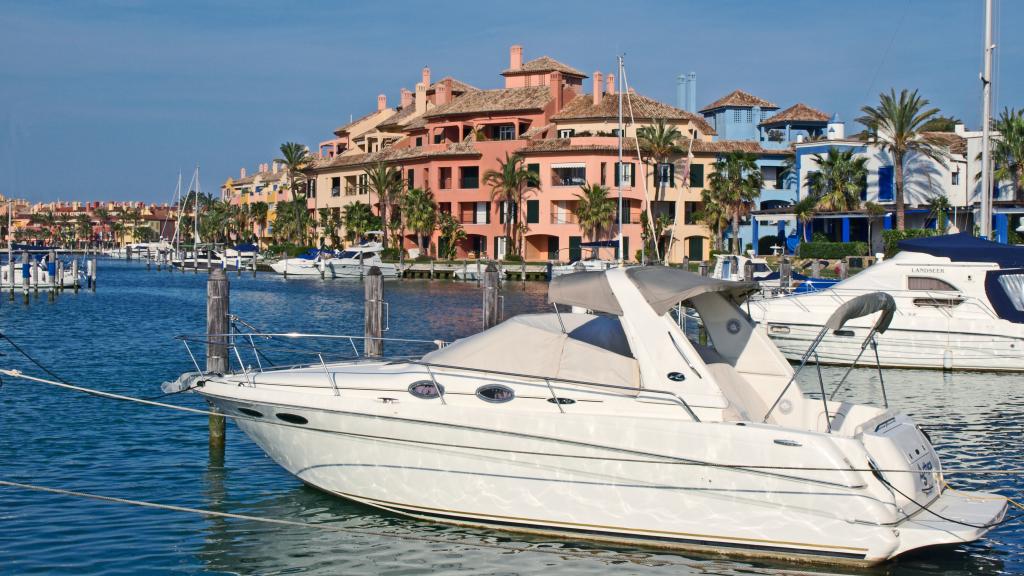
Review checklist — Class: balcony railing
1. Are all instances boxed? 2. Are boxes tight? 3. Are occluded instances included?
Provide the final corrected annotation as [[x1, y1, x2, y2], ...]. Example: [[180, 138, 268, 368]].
[[345, 186, 368, 196], [550, 213, 579, 224]]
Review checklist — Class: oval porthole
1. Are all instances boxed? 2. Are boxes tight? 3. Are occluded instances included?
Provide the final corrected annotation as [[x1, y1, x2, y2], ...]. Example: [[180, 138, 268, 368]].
[[238, 407, 263, 418], [408, 380, 444, 399], [476, 384, 515, 403], [547, 397, 575, 405], [667, 372, 686, 382], [276, 413, 308, 425]]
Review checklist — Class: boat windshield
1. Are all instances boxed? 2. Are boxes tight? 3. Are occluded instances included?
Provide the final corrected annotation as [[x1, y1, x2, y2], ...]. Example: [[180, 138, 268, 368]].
[[753, 263, 771, 273], [338, 251, 361, 259], [987, 269, 1024, 323]]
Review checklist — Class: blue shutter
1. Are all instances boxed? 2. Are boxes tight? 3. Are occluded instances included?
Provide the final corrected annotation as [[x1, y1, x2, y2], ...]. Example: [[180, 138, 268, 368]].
[[878, 166, 894, 201]]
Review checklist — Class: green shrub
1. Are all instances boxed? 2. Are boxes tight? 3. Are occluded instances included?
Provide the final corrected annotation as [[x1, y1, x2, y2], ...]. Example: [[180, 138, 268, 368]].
[[380, 247, 402, 261], [797, 241, 869, 259], [267, 243, 314, 257], [882, 229, 936, 257], [502, 254, 523, 262]]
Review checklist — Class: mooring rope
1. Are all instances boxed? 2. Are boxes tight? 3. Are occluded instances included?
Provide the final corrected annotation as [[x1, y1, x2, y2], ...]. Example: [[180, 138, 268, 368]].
[[2, 368, 1024, 479]]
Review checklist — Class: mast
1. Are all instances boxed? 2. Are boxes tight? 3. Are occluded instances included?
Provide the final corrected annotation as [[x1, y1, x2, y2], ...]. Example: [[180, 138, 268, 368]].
[[617, 55, 624, 265], [194, 165, 201, 251], [172, 171, 183, 252], [980, 0, 994, 238]]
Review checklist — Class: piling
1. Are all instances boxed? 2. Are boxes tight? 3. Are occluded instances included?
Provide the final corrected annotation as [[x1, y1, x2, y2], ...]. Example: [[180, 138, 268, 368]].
[[206, 266, 230, 456], [743, 260, 753, 282], [251, 255, 257, 278], [90, 256, 97, 291], [839, 260, 848, 280], [780, 257, 792, 289], [364, 266, 383, 357], [483, 263, 500, 330], [811, 259, 821, 278], [146, 248, 151, 271], [699, 260, 709, 277], [47, 251, 57, 298], [429, 259, 435, 280], [461, 260, 468, 282], [126, 246, 132, 261], [682, 256, 689, 271], [7, 245, 13, 300], [21, 251, 30, 295], [71, 259, 80, 292], [55, 260, 64, 297], [206, 251, 212, 274], [520, 259, 526, 289]]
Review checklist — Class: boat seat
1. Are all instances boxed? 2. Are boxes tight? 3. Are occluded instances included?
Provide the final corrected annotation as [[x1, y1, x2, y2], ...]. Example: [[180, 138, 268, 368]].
[[694, 344, 775, 424]]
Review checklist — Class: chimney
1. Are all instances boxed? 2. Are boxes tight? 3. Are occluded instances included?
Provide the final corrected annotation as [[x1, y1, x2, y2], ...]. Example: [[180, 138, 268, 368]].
[[435, 80, 450, 105], [240, 167, 247, 178], [422, 66, 431, 89], [377, 93, 387, 111], [592, 72, 603, 106], [272, 162, 278, 174], [415, 82, 426, 113], [606, 72, 615, 95], [400, 87, 413, 108], [686, 72, 697, 113], [549, 71, 564, 112], [509, 44, 523, 70]]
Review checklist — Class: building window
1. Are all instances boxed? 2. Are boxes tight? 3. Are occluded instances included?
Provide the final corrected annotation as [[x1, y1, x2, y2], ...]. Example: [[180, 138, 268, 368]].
[[651, 201, 676, 224], [358, 174, 368, 194], [415, 136, 423, 147], [689, 163, 704, 188], [407, 169, 414, 189], [331, 177, 340, 197], [745, 110, 753, 122], [558, 129, 575, 138], [951, 171, 960, 185], [472, 201, 490, 224], [684, 201, 703, 225], [600, 162, 607, 186], [433, 133, 444, 144], [552, 165, 586, 186], [494, 124, 515, 141], [878, 166, 895, 201], [657, 163, 675, 187], [460, 166, 479, 189], [615, 162, 635, 187], [440, 167, 452, 189], [526, 200, 540, 224], [307, 179, 316, 199], [526, 163, 540, 187], [733, 110, 742, 122]]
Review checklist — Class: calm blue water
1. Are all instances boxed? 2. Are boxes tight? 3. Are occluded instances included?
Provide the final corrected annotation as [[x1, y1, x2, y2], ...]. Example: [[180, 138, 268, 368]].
[[0, 260, 1020, 575]]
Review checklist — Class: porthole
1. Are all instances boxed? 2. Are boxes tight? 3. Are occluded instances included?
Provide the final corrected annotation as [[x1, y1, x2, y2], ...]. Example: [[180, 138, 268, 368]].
[[276, 413, 308, 425], [476, 384, 515, 403], [667, 372, 686, 382], [547, 397, 575, 405], [726, 319, 742, 334], [408, 380, 444, 399], [237, 407, 263, 418]]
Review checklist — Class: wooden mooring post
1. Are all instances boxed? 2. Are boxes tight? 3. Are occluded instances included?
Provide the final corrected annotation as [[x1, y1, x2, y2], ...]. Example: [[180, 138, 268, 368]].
[[7, 245, 13, 300], [780, 256, 792, 289], [206, 265, 229, 457], [21, 250, 30, 296], [90, 256, 97, 291], [71, 258, 80, 292], [699, 260, 709, 277], [810, 259, 821, 279], [482, 263, 500, 330], [364, 266, 384, 357], [743, 260, 753, 282]]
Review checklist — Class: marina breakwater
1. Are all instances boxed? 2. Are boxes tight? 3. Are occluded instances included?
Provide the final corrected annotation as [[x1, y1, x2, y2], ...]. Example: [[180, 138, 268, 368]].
[[0, 258, 1020, 575]]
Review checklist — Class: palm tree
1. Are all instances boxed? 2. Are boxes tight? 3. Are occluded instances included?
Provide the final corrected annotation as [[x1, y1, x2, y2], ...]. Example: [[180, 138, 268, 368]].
[[805, 147, 868, 212], [402, 187, 439, 257], [573, 183, 616, 243], [792, 195, 819, 243], [928, 196, 951, 233], [991, 107, 1024, 200], [858, 88, 947, 230], [317, 208, 332, 247], [696, 188, 729, 252], [249, 201, 269, 247], [364, 162, 402, 250], [75, 213, 92, 249], [483, 153, 537, 258], [343, 202, 376, 244], [637, 119, 683, 194], [276, 142, 312, 202], [707, 151, 762, 254]]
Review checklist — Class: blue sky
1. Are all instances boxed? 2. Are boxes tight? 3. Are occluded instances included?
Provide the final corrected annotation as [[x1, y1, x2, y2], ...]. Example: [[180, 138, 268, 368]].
[[0, 0, 1020, 203]]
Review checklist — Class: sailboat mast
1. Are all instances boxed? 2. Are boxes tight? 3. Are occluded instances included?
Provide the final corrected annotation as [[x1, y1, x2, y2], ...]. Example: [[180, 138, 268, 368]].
[[979, 0, 995, 239], [194, 165, 200, 251], [617, 54, 624, 265]]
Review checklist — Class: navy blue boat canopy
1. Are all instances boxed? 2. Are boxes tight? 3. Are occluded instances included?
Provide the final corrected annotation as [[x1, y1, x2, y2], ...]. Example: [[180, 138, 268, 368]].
[[580, 240, 618, 248], [897, 233, 1024, 268], [233, 243, 258, 252]]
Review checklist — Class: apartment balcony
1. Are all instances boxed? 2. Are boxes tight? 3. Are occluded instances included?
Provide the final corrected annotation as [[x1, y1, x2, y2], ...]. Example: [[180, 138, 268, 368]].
[[345, 186, 368, 196], [549, 214, 579, 224]]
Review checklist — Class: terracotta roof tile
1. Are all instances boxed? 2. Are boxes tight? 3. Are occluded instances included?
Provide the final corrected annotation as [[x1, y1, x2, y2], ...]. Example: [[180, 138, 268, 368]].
[[423, 86, 552, 118], [427, 76, 478, 94], [760, 103, 830, 126], [921, 131, 967, 155], [551, 93, 717, 136], [502, 56, 587, 77], [333, 109, 382, 136], [699, 89, 778, 112], [521, 137, 791, 157], [690, 140, 792, 154], [307, 142, 481, 172]]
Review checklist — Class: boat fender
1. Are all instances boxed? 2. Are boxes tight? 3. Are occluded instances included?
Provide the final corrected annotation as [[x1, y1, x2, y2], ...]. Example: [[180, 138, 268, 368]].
[[942, 350, 953, 371]]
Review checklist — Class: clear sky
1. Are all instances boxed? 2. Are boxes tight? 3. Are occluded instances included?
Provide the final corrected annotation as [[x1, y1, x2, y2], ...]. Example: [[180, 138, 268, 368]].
[[1, 0, 1020, 203]]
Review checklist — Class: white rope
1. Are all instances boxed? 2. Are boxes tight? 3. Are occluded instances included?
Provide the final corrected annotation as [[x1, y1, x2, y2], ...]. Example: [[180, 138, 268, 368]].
[[3, 368, 1022, 476], [619, 65, 660, 263]]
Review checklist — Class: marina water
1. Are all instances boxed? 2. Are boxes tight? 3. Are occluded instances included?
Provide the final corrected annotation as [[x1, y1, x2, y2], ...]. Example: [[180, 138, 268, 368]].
[[0, 260, 1020, 575]]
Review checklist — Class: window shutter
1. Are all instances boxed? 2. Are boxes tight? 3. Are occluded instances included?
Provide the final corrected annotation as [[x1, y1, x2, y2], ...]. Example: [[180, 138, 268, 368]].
[[629, 163, 636, 187], [526, 200, 539, 224], [669, 163, 676, 187], [485, 202, 491, 224]]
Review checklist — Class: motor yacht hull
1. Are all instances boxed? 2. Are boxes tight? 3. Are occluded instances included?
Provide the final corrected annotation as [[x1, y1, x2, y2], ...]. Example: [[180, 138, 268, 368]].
[[269, 259, 326, 276], [328, 261, 400, 278], [196, 372, 1004, 567]]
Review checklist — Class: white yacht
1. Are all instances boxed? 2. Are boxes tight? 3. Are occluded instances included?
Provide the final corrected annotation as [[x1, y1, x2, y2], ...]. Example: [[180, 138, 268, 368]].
[[108, 241, 172, 259], [1, 258, 82, 288], [182, 266, 1005, 566], [550, 258, 618, 278], [712, 253, 774, 282], [326, 242, 399, 279], [749, 233, 1024, 371]]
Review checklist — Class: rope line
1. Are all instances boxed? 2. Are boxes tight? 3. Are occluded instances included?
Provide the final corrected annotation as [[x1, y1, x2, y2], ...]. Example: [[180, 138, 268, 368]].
[[3, 368, 1023, 477], [0, 479, 700, 567]]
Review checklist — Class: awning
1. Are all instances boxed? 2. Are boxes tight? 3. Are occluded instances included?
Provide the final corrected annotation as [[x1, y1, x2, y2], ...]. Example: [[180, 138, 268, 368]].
[[551, 162, 586, 169]]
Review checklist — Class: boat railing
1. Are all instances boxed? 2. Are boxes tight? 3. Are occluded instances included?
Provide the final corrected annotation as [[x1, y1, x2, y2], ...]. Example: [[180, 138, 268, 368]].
[[175, 332, 703, 422]]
